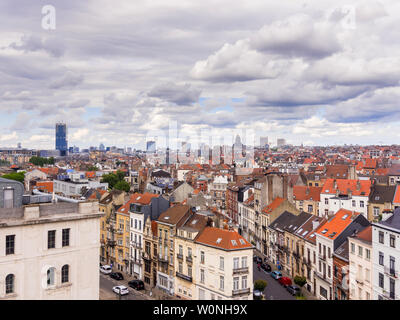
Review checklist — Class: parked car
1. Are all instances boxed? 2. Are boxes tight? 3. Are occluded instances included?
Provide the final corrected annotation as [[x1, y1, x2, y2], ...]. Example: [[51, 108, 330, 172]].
[[253, 290, 263, 300], [109, 272, 124, 280], [112, 285, 129, 295], [253, 256, 262, 264], [100, 265, 112, 275], [128, 279, 145, 290], [278, 277, 292, 287], [270, 271, 282, 280], [287, 285, 301, 296], [261, 263, 271, 272]]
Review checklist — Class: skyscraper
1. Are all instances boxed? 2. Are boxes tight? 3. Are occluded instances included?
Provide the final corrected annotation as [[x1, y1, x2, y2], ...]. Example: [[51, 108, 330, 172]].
[[260, 136, 268, 148], [277, 138, 286, 147], [146, 140, 156, 153], [55, 123, 68, 156]]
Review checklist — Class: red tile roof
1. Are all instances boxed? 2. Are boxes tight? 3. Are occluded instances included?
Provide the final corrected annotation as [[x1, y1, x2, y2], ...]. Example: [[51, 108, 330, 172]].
[[316, 209, 360, 240], [117, 192, 159, 214], [321, 179, 371, 196], [293, 186, 322, 201], [262, 197, 284, 214], [195, 227, 252, 250]]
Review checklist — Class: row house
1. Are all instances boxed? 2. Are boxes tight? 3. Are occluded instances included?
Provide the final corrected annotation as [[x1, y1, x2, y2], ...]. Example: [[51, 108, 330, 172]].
[[348, 226, 372, 300], [142, 220, 158, 287], [156, 204, 192, 295], [367, 184, 396, 222], [332, 240, 349, 300], [319, 179, 371, 219], [174, 213, 208, 299], [209, 175, 229, 210], [293, 185, 322, 215], [262, 197, 299, 258], [129, 193, 169, 279], [314, 209, 370, 300], [194, 227, 253, 300], [372, 209, 400, 300]]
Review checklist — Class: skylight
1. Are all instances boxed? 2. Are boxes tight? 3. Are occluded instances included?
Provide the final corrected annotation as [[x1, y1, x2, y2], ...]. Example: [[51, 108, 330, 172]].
[[239, 239, 245, 245], [375, 196, 380, 200], [321, 229, 328, 234], [216, 238, 222, 244], [342, 214, 348, 220], [302, 231, 308, 236], [231, 240, 237, 246], [164, 216, 170, 220], [297, 228, 303, 234], [310, 233, 315, 238], [191, 219, 198, 225]]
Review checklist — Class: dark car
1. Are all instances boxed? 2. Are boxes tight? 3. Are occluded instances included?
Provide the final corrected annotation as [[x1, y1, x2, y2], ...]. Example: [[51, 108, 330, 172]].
[[261, 263, 271, 272], [128, 279, 145, 290], [287, 285, 301, 296], [109, 272, 124, 280], [253, 256, 262, 264]]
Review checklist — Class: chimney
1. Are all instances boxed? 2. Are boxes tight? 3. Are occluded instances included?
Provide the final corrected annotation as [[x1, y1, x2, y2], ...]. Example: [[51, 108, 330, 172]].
[[312, 220, 320, 230], [306, 187, 310, 195], [334, 179, 337, 190], [356, 180, 361, 191]]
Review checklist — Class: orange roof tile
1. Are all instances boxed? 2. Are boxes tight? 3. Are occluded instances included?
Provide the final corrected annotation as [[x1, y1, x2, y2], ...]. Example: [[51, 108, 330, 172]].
[[321, 179, 371, 196], [293, 186, 322, 201], [195, 227, 252, 250], [262, 197, 284, 214], [316, 209, 360, 240]]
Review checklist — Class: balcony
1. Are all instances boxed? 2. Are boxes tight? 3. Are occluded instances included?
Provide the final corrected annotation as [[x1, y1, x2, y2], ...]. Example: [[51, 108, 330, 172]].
[[233, 267, 249, 275], [107, 239, 116, 247], [176, 271, 192, 282], [116, 229, 124, 235], [293, 251, 301, 260], [158, 254, 168, 263], [186, 255, 193, 263], [355, 277, 363, 285], [303, 257, 311, 266], [384, 267, 398, 278], [131, 241, 142, 249], [314, 270, 328, 281], [177, 253, 183, 260], [318, 253, 326, 261], [142, 252, 151, 260], [232, 288, 250, 296]]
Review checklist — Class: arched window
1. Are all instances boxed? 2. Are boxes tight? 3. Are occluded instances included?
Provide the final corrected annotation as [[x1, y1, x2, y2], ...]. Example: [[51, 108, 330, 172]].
[[61, 265, 69, 283], [47, 267, 55, 286], [6, 274, 14, 294]]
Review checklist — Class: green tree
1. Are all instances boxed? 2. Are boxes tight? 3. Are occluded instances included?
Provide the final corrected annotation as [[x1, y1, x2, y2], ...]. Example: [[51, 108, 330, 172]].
[[29, 156, 54, 167], [2, 171, 25, 183], [101, 173, 119, 189], [254, 279, 267, 292], [116, 170, 125, 181], [87, 165, 98, 171], [294, 276, 307, 288], [113, 180, 131, 192]]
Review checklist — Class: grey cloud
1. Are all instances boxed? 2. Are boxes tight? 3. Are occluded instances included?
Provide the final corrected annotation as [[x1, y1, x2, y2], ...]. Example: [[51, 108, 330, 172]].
[[49, 71, 84, 89], [148, 82, 201, 105]]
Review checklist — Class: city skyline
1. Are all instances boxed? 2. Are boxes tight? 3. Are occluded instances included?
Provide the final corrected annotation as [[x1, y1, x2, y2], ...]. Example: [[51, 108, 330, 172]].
[[1, 1, 400, 149]]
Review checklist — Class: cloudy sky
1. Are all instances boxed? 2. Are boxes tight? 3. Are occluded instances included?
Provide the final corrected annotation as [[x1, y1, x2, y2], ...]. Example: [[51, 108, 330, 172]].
[[1, 0, 400, 150]]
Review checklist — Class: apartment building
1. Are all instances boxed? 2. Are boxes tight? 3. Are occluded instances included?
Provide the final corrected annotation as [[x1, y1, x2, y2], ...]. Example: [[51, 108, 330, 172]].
[[143, 220, 158, 287], [156, 204, 192, 295], [0, 198, 103, 299], [293, 185, 322, 215], [174, 213, 208, 299], [367, 184, 396, 222], [314, 209, 370, 300], [319, 179, 371, 219], [372, 209, 400, 300], [194, 227, 253, 300], [348, 226, 372, 300], [332, 240, 349, 300], [209, 175, 229, 210]]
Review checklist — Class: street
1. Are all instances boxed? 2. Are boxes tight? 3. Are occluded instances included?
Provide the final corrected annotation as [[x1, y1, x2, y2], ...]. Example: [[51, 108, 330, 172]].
[[253, 261, 296, 300], [99, 273, 152, 300]]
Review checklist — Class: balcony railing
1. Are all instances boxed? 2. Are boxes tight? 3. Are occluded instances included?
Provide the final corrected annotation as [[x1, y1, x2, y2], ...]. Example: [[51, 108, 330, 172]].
[[142, 252, 151, 260], [107, 239, 116, 247], [131, 241, 142, 249], [177, 253, 183, 260], [176, 271, 192, 282], [314, 270, 327, 281], [319, 253, 326, 261], [384, 267, 398, 278], [158, 254, 169, 263], [186, 255, 193, 263], [232, 288, 250, 296], [233, 267, 249, 275]]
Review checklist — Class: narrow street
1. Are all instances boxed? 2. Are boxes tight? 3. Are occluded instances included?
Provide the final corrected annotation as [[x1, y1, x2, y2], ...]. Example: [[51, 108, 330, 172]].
[[99, 273, 152, 300]]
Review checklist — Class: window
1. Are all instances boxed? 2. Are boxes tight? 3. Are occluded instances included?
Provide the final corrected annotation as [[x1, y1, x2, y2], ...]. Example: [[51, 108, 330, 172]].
[[188, 247, 192, 258], [379, 273, 384, 288], [188, 266, 192, 277], [233, 257, 239, 269], [373, 207, 380, 217], [47, 267, 55, 286], [352, 200, 356, 207], [379, 231, 384, 244], [390, 279, 395, 299], [360, 201, 364, 208], [200, 251, 205, 264], [390, 235, 396, 248], [325, 198, 329, 205], [358, 246, 363, 257], [61, 265, 69, 283], [219, 257, 224, 270], [308, 205, 313, 213], [179, 245, 183, 255], [242, 276, 247, 289], [219, 276, 224, 291], [366, 249, 370, 261], [6, 235, 15, 255], [48, 230, 56, 249], [62, 229, 70, 247], [379, 252, 384, 266], [320, 286, 327, 299], [200, 269, 205, 284], [5, 274, 14, 294], [233, 277, 239, 290], [390, 256, 395, 274], [351, 243, 355, 254], [241, 256, 247, 268]]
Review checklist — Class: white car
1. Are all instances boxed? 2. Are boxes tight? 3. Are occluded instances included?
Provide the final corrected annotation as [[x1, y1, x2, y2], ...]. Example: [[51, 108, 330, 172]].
[[100, 265, 112, 274], [112, 285, 129, 296]]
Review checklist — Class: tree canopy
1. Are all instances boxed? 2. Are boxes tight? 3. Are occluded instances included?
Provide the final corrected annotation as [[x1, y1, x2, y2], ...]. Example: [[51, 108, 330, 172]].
[[29, 156, 55, 167], [101, 170, 127, 190], [113, 180, 131, 192], [2, 171, 25, 183]]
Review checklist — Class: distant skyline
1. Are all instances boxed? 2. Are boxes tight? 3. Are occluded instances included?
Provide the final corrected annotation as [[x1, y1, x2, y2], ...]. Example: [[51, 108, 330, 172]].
[[1, 1, 400, 149]]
